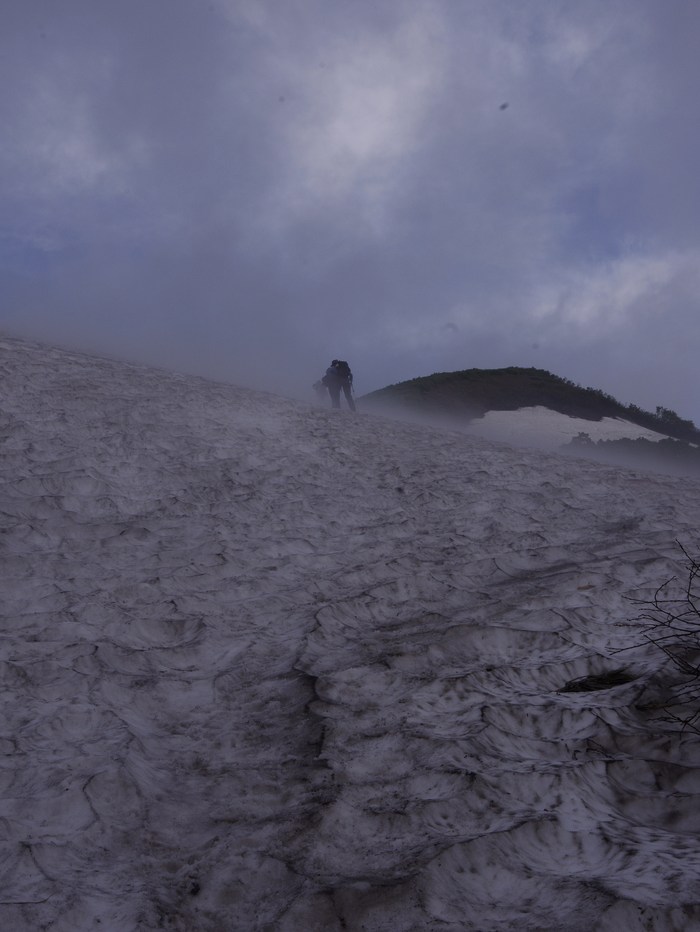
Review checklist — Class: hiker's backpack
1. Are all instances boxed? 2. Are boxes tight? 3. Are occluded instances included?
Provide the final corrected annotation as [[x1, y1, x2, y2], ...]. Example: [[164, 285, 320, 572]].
[[335, 360, 352, 383]]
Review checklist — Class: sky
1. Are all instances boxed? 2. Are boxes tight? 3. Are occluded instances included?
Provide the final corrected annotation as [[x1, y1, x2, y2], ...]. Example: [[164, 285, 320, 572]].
[[3, 0, 700, 419]]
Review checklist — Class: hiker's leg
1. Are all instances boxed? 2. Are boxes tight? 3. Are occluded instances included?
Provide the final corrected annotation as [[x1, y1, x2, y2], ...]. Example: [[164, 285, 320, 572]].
[[342, 383, 355, 411], [329, 387, 341, 409]]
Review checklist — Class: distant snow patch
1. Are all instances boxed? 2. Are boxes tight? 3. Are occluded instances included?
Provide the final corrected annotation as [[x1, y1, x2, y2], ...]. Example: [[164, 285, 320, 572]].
[[466, 405, 671, 450]]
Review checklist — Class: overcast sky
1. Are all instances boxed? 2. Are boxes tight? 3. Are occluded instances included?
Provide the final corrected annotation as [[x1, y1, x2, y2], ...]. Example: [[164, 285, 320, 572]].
[[3, 0, 700, 419]]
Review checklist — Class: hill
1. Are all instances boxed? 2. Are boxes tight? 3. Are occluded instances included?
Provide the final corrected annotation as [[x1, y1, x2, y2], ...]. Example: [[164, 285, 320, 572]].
[[362, 366, 700, 443], [3, 336, 700, 930]]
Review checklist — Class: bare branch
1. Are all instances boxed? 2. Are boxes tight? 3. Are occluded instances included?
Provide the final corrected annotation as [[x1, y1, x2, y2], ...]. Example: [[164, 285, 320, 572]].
[[624, 541, 700, 734]]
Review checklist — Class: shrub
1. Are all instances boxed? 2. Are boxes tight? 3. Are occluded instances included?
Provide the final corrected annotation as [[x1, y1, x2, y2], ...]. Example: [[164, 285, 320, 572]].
[[627, 543, 700, 732]]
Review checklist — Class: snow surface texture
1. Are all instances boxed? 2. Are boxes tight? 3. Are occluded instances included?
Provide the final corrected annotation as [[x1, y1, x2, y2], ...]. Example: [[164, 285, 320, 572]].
[[3, 336, 700, 931]]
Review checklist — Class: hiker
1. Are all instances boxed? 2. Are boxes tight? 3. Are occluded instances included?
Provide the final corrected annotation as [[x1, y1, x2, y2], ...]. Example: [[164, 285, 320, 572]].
[[322, 359, 356, 411]]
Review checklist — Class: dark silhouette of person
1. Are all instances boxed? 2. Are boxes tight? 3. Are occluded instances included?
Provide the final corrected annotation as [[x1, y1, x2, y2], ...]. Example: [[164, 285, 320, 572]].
[[322, 359, 355, 411]]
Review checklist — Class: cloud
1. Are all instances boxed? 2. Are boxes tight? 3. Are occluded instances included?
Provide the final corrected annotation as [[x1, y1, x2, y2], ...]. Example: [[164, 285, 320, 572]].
[[531, 250, 700, 333], [223, 1, 447, 242], [1, 0, 700, 421]]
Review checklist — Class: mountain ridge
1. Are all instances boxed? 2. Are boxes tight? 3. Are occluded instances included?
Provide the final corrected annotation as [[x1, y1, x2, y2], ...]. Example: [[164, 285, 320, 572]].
[[362, 366, 700, 443]]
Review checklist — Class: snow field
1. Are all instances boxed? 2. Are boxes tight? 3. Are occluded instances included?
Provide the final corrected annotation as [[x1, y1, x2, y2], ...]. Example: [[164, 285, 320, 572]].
[[2, 337, 700, 930]]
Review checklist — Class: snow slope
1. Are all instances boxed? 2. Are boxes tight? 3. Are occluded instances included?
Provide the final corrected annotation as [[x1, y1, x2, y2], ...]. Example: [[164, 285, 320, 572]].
[[3, 337, 700, 931], [465, 405, 674, 450]]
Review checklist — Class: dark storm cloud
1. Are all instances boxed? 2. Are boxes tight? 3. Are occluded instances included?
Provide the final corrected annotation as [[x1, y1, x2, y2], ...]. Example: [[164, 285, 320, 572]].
[[2, 0, 700, 418]]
